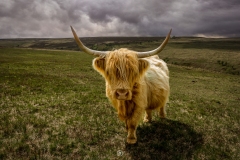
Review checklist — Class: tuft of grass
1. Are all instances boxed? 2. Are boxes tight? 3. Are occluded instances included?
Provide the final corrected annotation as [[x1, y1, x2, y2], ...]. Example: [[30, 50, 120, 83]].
[[0, 48, 240, 159]]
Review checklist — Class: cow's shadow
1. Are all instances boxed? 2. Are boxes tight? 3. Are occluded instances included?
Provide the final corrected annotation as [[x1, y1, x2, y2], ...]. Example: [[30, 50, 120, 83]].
[[125, 119, 203, 160]]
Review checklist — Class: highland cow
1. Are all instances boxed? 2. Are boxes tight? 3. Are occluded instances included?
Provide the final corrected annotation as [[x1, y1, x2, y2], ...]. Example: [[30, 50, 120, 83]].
[[71, 26, 171, 144]]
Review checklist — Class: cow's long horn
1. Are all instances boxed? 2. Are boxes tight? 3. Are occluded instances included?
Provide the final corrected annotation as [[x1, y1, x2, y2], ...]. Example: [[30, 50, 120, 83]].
[[137, 29, 172, 58], [70, 26, 107, 57]]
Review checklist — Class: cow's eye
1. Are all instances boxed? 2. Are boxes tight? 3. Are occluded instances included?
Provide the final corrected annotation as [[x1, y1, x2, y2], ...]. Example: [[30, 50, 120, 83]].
[[116, 69, 120, 78], [133, 83, 138, 89]]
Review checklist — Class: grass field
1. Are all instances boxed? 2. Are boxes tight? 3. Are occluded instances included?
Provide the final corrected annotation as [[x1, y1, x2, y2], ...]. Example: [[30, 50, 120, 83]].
[[0, 38, 240, 159], [1, 37, 240, 75]]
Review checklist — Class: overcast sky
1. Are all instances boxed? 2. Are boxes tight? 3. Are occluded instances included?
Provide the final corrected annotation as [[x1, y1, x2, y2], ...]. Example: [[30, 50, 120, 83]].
[[0, 0, 240, 38]]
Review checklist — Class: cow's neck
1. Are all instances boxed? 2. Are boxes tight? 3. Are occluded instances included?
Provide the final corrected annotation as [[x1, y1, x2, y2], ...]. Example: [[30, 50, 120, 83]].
[[117, 100, 136, 121], [117, 81, 143, 121]]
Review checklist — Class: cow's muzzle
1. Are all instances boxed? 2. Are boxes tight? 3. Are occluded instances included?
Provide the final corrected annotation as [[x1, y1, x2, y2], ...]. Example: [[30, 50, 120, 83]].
[[115, 89, 132, 100]]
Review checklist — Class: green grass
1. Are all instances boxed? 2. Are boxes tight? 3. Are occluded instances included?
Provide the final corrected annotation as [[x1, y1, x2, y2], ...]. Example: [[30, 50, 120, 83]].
[[1, 37, 240, 75], [0, 48, 240, 159]]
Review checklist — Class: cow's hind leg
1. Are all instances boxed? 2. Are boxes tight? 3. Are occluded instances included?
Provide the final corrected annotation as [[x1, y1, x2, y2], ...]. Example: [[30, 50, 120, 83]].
[[143, 109, 152, 123], [158, 93, 168, 118], [159, 105, 166, 118]]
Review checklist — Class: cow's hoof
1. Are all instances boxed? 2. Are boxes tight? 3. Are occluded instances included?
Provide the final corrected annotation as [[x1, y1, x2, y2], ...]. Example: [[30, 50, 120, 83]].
[[143, 118, 151, 123], [159, 113, 166, 119], [159, 115, 166, 119], [127, 138, 137, 144]]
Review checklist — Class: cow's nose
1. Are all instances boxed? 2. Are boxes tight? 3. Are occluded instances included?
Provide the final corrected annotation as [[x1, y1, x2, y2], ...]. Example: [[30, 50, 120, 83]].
[[115, 89, 129, 99]]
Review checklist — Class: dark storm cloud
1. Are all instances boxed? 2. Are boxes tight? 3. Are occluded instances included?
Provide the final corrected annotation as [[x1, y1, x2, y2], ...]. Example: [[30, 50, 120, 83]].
[[192, 0, 240, 37], [0, 0, 240, 38]]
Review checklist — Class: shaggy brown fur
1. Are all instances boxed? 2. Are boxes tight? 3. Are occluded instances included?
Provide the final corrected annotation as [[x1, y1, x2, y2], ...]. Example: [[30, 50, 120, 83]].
[[93, 48, 169, 144]]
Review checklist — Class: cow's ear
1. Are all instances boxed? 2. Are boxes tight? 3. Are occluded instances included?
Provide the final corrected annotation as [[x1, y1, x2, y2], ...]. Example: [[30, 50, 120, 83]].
[[93, 57, 106, 76], [138, 59, 149, 75]]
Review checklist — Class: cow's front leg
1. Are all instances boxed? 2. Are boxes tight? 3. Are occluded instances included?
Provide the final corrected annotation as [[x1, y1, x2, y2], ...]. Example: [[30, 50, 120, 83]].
[[143, 109, 152, 123], [126, 119, 137, 144]]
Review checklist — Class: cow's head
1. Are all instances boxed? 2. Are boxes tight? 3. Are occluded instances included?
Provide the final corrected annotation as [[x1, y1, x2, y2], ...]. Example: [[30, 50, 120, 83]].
[[93, 49, 150, 100], [70, 26, 171, 100]]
